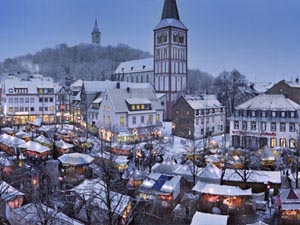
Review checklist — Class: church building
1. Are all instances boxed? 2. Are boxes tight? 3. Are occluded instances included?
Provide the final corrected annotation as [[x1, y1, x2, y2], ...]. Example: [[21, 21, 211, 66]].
[[91, 19, 101, 45], [112, 0, 188, 120]]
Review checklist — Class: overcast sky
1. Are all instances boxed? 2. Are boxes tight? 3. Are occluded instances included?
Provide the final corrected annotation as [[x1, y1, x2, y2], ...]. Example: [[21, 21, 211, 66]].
[[1, 0, 300, 82]]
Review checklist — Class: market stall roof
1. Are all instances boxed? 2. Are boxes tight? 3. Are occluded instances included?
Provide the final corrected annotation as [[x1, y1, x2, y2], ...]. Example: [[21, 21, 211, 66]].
[[1, 127, 15, 134], [190, 211, 228, 225], [282, 204, 300, 210], [223, 169, 281, 184], [193, 182, 252, 196], [55, 140, 74, 149], [27, 117, 42, 126], [71, 178, 130, 215], [34, 134, 51, 145], [257, 145, 277, 160], [0, 134, 26, 147], [280, 188, 300, 204], [0, 181, 24, 202], [10, 203, 83, 225], [197, 162, 222, 180], [58, 153, 94, 166], [152, 158, 180, 174], [15, 130, 32, 139], [19, 141, 50, 153], [140, 172, 181, 194], [247, 221, 268, 225]]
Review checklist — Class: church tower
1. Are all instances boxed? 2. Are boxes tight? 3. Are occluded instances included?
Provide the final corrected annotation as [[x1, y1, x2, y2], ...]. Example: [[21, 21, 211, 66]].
[[154, 0, 188, 120], [91, 19, 101, 44]]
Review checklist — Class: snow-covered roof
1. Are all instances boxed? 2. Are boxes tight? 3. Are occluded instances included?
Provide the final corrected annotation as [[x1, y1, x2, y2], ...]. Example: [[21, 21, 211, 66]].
[[197, 162, 222, 180], [3, 74, 55, 95], [72, 178, 131, 215], [105, 87, 164, 113], [19, 141, 50, 153], [236, 94, 300, 110], [0, 181, 24, 202], [184, 95, 224, 109], [34, 134, 51, 145], [114, 57, 153, 74], [140, 172, 181, 194], [252, 82, 273, 93], [58, 153, 94, 166], [284, 80, 300, 88], [154, 18, 187, 30], [0, 134, 26, 147], [223, 169, 281, 184], [92, 97, 102, 104], [55, 140, 74, 149], [191, 211, 228, 225], [193, 182, 252, 196], [10, 203, 83, 225]]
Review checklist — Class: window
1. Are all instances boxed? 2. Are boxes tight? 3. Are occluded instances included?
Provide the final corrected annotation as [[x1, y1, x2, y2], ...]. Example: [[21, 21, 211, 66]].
[[141, 116, 144, 123], [30, 98, 34, 103], [234, 110, 240, 116], [251, 111, 256, 117], [281, 111, 286, 118], [201, 129, 204, 135], [14, 107, 18, 112], [25, 98, 29, 103], [251, 122, 256, 131], [141, 105, 145, 110], [30, 107, 34, 112], [272, 111, 276, 117], [45, 98, 48, 102], [14, 98, 18, 103], [290, 139, 296, 149], [9, 98, 13, 103], [195, 110, 200, 116], [262, 111, 266, 117], [49, 106, 54, 112], [120, 117, 125, 126], [137, 105, 140, 110], [50, 98, 53, 102], [103, 115, 106, 124], [156, 114, 160, 122], [280, 123, 286, 132], [8, 107, 13, 113], [242, 121, 247, 130], [149, 115, 153, 124], [44, 107, 48, 111], [270, 138, 277, 148], [234, 121, 239, 129], [196, 119, 199, 125], [212, 126, 215, 132], [20, 107, 24, 112], [25, 107, 29, 112], [132, 116, 136, 125], [291, 111, 295, 118], [20, 98, 24, 103], [290, 123, 295, 132], [131, 105, 135, 110], [220, 125, 223, 131], [39, 107, 43, 112], [271, 122, 276, 131], [38, 89, 43, 94], [107, 116, 110, 124], [280, 138, 286, 147], [39, 98, 43, 103], [261, 122, 266, 131], [243, 110, 247, 117]]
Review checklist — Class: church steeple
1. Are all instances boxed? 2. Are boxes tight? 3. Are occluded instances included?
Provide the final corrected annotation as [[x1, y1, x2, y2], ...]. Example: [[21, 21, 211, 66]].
[[161, 0, 180, 20], [91, 19, 101, 45]]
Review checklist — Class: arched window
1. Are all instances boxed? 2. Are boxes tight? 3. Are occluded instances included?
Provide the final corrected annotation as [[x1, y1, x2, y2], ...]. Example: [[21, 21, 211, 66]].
[[157, 34, 162, 44], [162, 33, 167, 42], [179, 33, 184, 44], [173, 32, 178, 42]]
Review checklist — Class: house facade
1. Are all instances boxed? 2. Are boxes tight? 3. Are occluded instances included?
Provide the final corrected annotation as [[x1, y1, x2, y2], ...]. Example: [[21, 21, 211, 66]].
[[172, 95, 226, 140], [229, 94, 300, 149], [98, 87, 164, 143], [1, 74, 57, 126]]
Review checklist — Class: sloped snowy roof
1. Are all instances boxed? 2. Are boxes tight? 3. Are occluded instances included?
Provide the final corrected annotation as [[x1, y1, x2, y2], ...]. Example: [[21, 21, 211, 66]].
[[105, 87, 164, 113], [284, 80, 300, 88], [193, 182, 252, 196], [223, 169, 281, 184], [125, 98, 152, 105], [184, 95, 223, 109], [0, 181, 24, 202], [34, 134, 51, 145], [252, 82, 273, 93], [154, 18, 187, 30], [3, 75, 55, 94], [197, 162, 222, 180], [114, 57, 154, 74], [0, 134, 26, 147], [10, 203, 83, 225], [236, 94, 300, 110], [72, 178, 130, 215], [58, 153, 94, 166], [191, 211, 228, 225], [55, 140, 74, 149], [19, 141, 50, 153]]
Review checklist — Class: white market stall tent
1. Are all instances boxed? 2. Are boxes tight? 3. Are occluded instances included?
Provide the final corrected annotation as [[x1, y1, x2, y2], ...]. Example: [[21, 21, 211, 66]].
[[19, 141, 50, 159], [58, 153, 94, 166], [197, 162, 222, 184], [190, 211, 228, 225]]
